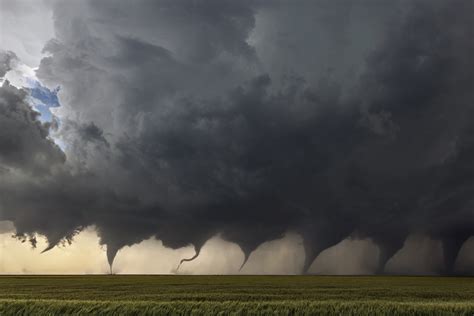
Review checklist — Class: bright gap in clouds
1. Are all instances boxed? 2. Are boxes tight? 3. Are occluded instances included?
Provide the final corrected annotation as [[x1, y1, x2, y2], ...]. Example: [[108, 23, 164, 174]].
[[3, 59, 65, 151], [4, 62, 61, 123], [1, 0, 62, 142], [26, 78, 61, 123]]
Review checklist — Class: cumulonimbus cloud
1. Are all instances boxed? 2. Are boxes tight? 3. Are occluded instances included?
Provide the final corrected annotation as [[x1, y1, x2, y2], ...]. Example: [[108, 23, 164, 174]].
[[1, 0, 473, 274]]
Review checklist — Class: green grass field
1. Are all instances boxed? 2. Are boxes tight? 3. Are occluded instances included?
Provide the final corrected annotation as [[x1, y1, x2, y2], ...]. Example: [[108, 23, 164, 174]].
[[0, 275, 473, 315]]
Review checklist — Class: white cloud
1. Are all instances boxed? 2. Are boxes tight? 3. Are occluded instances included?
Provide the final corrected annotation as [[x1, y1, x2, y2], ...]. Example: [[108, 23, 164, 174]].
[[0, 0, 54, 67]]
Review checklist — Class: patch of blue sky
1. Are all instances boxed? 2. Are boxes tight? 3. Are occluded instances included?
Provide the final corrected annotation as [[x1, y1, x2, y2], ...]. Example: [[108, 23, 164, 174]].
[[29, 98, 55, 122], [26, 78, 60, 122]]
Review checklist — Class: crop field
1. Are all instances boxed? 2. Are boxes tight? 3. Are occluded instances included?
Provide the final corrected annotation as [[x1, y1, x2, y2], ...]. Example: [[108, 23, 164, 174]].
[[0, 275, 473, 315]]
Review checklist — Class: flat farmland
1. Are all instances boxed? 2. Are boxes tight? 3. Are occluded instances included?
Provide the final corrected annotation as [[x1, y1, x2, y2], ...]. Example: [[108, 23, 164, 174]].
[[0, 275, 473, 315]]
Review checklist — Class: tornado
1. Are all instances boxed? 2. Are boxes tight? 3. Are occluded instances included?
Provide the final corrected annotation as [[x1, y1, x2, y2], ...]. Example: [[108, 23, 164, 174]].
[[106, 244, 119, 274], [300, 220, 353, 274], [439, 229, 472, 274], [176, 245, 202, 271], [372, 236, 407, 274]]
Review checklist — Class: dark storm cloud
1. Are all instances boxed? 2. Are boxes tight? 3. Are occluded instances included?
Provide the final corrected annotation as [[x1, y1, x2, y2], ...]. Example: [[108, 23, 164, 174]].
[[1, 0, 473, 274]]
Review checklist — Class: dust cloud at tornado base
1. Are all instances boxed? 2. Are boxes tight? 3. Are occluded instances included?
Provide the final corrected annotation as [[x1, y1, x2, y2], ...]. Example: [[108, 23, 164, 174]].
[[1, 224, 472, 274]]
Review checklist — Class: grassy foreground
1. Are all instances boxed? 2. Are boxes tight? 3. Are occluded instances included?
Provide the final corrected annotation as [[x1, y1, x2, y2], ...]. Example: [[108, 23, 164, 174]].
[[0, 275, 473, 315]]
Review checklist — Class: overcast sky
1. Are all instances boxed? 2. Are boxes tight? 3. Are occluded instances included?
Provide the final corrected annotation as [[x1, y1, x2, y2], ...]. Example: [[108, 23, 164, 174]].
[[0, 0, 473, 275]]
